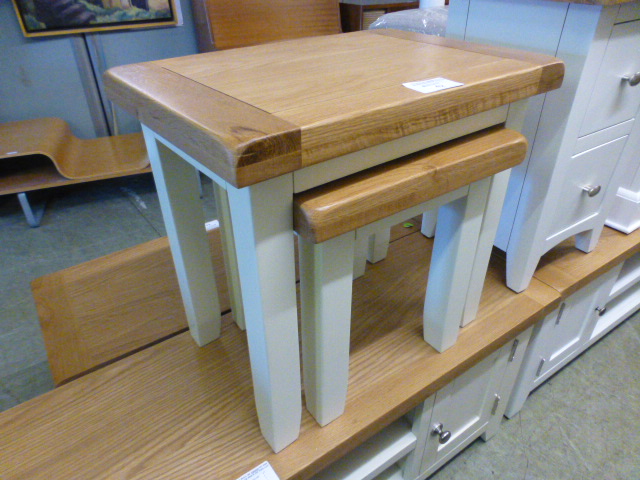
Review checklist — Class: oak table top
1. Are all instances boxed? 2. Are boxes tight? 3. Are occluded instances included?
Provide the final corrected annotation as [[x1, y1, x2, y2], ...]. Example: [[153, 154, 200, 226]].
[[105, 29, 563, 188]]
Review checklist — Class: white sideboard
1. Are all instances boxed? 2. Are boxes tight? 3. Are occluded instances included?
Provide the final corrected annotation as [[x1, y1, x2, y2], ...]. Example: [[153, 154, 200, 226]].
[[313, 330, 531, 480], [506, 248, 640, 417], [447, 0, 640, 292]]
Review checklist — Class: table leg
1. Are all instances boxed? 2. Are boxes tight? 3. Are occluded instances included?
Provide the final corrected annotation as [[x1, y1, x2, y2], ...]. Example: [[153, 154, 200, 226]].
[[353, 230, 368, 279], [420, 210, 438, 238], [423, 178, 491, 352], [213, 183, 245, 330], [144, 134, 221, 346], [226, 175, 301, 452], [461, 169, 511, 326], [299, 231, 355, 426], [367, 228, 391, 263]]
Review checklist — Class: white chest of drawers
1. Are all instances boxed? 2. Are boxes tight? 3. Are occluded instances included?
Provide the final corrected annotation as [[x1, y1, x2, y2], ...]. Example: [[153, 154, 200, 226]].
[[447, 0, 640, 292]]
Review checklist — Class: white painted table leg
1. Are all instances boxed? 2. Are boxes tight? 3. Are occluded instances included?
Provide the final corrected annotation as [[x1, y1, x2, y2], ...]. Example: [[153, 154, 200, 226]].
[[353, 230, 368, 279], [143, 132, 221, 346], [213, 182, 245, 330], [461, 170, 511, 326], [299, 231, 356, 426], [226, 175, 301, 452], [420, 210, 438, 238], [575, 226, 602, 253], [367, 228, 391, 263], [423, 178, 491, 352], [506, 239, 544, 293]]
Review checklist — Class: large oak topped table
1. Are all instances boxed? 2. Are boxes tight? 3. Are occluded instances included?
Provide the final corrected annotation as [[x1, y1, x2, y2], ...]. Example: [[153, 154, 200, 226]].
[[104, 29, 563, 452]]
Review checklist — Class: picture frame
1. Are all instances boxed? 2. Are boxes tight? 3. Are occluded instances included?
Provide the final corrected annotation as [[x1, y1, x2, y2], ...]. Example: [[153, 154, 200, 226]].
[[11, 0, 179, 37]]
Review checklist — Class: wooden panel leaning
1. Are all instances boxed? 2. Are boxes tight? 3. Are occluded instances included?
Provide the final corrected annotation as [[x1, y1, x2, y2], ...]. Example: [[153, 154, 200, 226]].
[[293, 126, 528, 426], [191, 0, 342, 52]]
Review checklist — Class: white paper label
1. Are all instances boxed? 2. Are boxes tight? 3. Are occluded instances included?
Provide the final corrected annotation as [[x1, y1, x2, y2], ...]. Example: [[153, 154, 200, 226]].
[[235, 461, 281, 480], [403, 77, 464, 94], [204, 219, 220, 231]]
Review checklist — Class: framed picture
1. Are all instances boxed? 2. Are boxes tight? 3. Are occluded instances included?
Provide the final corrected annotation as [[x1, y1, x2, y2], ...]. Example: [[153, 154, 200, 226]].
[[11, 0, 179, 37]]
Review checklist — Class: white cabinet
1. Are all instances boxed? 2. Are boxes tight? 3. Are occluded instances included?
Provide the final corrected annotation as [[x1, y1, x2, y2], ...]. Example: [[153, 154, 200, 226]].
[[587, 252, 640, 346], [505, 251, 640, 417], [447, 0, 640, 292], [313, 330, 532, 480], [403, 331, 531, 480]]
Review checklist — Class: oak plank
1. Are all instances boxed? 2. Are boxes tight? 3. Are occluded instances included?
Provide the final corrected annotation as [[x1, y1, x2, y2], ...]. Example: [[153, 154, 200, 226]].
[[32, 227, 232, 385], [5, 231, 558, 480], [542, 0, 636, 5], [294, 127, 527, 243], [533, 226, 640, 298]]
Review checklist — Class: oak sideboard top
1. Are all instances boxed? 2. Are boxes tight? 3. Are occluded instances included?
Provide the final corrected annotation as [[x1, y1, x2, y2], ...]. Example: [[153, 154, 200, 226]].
[[105, 29, 563, 188], [543, 0, 637, 5]]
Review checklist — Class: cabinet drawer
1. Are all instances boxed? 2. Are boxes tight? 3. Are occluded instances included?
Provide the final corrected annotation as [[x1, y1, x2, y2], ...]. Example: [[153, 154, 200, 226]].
[[579, 20, 640, 137], [548, 136, 627, 237]]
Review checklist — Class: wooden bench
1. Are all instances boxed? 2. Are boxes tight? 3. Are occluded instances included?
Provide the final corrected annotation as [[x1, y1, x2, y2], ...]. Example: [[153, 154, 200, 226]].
[[293, 126, 527, 425], [0, 117, 151, 226], [31, 225, 232, 385]]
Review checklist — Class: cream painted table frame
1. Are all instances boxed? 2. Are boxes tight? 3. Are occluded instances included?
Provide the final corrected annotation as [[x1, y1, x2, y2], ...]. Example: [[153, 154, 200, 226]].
[[105, 30, 563, 453]]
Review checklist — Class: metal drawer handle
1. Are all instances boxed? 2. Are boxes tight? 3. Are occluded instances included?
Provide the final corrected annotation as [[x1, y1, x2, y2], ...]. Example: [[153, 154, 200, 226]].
[[622, 72, 640, 87], [432, 423, 452, 445], [595, 306, 607, 316], [582, 185, 601, 197]]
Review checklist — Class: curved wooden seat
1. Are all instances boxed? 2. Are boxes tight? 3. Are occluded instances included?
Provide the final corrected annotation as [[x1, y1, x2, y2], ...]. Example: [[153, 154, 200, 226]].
[[0, 117, 149, 180]]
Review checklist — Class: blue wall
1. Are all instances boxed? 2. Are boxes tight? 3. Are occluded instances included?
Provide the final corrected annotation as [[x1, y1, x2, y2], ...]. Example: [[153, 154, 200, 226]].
[[0, 0, 199, 138]]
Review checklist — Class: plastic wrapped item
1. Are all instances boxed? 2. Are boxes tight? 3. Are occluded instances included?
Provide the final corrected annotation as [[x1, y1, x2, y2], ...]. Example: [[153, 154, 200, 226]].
[[368, 7, 448, 37]]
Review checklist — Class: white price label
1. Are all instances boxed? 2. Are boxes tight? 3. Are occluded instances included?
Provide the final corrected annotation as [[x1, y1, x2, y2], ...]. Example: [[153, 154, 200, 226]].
[[235, 461, 281, 480], [403, 77, 464, 94], [204, 219, 220, 231]]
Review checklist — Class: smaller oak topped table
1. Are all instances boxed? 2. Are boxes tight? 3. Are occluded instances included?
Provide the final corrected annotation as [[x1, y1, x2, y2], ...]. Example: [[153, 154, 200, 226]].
[[105, 29, 563, 452]]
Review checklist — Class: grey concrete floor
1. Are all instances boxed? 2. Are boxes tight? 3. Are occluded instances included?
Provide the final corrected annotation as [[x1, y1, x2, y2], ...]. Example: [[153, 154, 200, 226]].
[[0, 175, 638, 479]]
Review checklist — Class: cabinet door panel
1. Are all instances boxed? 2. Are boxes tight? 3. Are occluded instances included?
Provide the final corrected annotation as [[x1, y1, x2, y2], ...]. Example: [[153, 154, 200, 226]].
[[580, 21, 640, 137], [536, 269, 618, 382], [548, 136, 627, 237], [418, 350, 501, 476]]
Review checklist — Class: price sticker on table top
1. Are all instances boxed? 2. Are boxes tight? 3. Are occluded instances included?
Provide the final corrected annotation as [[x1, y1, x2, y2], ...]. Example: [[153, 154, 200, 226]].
[[403, 77, 464, 94], [235, 461, 281, 480]]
